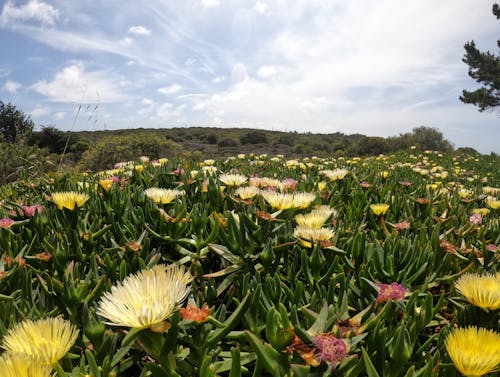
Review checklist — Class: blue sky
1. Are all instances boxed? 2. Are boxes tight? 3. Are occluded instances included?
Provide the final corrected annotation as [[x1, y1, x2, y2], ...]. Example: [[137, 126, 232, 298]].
[[0, 0, 499, 153]]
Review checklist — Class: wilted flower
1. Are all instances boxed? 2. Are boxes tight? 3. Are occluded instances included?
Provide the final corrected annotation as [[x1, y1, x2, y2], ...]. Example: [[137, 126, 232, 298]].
[[0, 354, 53, 377], [400, 181, 411, 187], [144, 188, 184, 205], [455, 273, 500, 310], [312, 334, 349, 365], [2, 317, 79, 366], [375, 282, 406, 303], [51, 192, 89, 211], [97, 264, 192, 329], [370, 204, 389, 216], [281, 178, 298, 192], [180, 303, 210, 323], [360, 181, 371, 188], [445, 327, 500, 377], [218, 173, 248, 187]]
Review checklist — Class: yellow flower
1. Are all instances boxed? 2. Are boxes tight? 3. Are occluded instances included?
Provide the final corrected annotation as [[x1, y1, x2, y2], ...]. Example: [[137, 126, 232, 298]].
[[97, 264, 192, 329], [235, 186, 260, 200], [99, 179, 114, 192], [455, 273, 500, 310], [317, 181, 327, 192], [445, 327, 500, 377], [2, 317, 79, 366], [370, 204, 389, 216], [144, 188, 184, 205], [218, 173, 248, 187], [472, 208, 489, 216], [0, 354, 53, 377], [486, 198, 500, 210], [51, 192, 89, 211]]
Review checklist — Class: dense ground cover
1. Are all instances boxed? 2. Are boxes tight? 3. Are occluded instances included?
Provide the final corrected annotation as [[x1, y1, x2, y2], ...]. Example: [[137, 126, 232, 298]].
[[0, 150, 499, 376]]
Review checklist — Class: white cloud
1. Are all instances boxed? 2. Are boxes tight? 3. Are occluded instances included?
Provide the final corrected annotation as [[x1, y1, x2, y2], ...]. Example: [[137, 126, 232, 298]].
[[127, 25, 152, 36], [256, 65, 277, 80], [53, 111, 66, 120], [32, 64, 127, 103], [158, 84, 182, 95], [30, 105, 50, 118], [3, 80, 21, 93], [200, 0, 220, 8], [253, 1, 270, 15], [0, 0, 59, 26]]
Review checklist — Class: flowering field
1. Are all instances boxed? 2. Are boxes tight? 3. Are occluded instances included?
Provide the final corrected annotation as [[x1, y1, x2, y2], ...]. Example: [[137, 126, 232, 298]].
[[0, 150, 499, 376]]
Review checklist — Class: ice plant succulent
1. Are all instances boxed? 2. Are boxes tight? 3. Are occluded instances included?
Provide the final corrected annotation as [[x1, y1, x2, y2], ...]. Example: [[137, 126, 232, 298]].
[[144, 188, 184, 205], [97, 264, 192, 329], [51, 192, 89, 211], [294, 226, 335, 247], [445, 326, 500, 377], [234, 186, 260, 200], [454, 273, 500, 310], [2, 317, 79, 366]]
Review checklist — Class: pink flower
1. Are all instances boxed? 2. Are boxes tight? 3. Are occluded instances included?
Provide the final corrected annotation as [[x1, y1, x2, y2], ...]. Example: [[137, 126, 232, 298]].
[[0, 217, 14, 228], [282, 178, 298, 192], [468, 213, 482, 225], [360, 181, 371, 188], [485, 244, 498, 252], [376, 282, 406, 303], [393, 221, 410, 231], [20, 205, 44, 217], [312, 334, 348, 365], [400, 181, 411, 187]]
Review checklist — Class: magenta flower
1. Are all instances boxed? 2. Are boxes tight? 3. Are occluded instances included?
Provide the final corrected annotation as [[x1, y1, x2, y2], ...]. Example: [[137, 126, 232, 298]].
[[0, 217, 14, 228], [312, 334, 348, 365], [376, 282, 406, 303]]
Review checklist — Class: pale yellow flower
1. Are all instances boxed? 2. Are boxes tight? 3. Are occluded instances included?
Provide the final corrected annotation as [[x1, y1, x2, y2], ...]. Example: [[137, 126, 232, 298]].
[[261, 191, 296, 210], [0, 354, 53, 377], [2, 317, 79, 366], [369, 204, 389, 216], [445, 327, 500, 377], [294, 226, 335, 247], [295, 206, 336, 229], [97, 264, 192, 329], [293, 192, 317, 209], [235, 186, 260, 200], [320, 169, 349, 181], [144, 188, 184, 205], [51, 192, 89, 211], [455, 273, 500, 310], [218, 173, 248, 187], [202, 166, 218, 175]]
